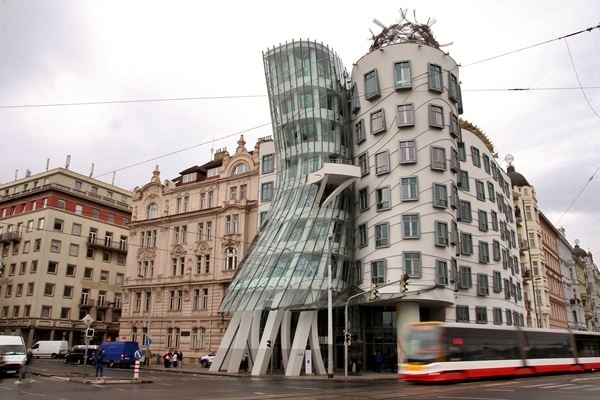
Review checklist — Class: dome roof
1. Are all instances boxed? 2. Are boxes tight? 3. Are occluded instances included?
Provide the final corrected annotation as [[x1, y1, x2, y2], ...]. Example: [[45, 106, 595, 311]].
[[507, 165, 530, 186], [573, 244, 588, 258]]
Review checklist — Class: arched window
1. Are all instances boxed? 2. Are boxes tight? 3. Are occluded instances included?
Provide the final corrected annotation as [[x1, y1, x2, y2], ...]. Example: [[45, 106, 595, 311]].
[[147, 203, 158, 219], [232, 163, 249, 175], [225, 247, 238, 270]]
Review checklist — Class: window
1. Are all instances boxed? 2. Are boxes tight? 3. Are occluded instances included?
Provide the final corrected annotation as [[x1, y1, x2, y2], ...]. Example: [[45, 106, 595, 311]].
[[459, 265, 472, 288], [398, 140, 416, 163], [457, 142, 466, 161], [66, 264, 76, 277], [429, 104, 444, 128], [225, 247, 237, 270], [233, 163, 248, 175], [479, 241, 490, 263], [41, 306, 52, 318], [401, 177, 418, 201], [402, 214, 420, 238], [482, 154, 491, 173], [375, 187, 391, 211], [371, 260, 386, 285], [100, 270, 109, 282], [476, 306, 488, 323], [261, 154, 275, 174], [69, 243, 79, 257], [435, 221, 449, 246], [450, 184, 459, 209], [493, 270, 502, 293], [436, 260, 448, 285], [505, 309, 513, 326], [351, 83, 361, 113], [461, 232, 473, 255], [428, 63, 443, 92], [449, 112, 460, 138], [358, 224, 368, 247], [92, 209, 99, 219], [375, 150, 390, 175], [476, 180, 486, 201], [374, 223, 389, 248], [364, 69, 381, 100], [147, 203, 158, 219], [432, 183, 447, 208], [449, 72, 460, 103], [450, 148, 460, 172], [84, 267, 93, 279], [491, 211, 499, 231], [47, 261, 58, 274], [370, 109, 385, 134], [54, 218, 64, 231], [358, 187, 369, 211], [72, 223, 82, 236], [394, 61, 412, 89], [44, 283, 55, 296], [261, 182, 274, 201], [63, 286, 74, 298], [478, 210, 488, 231], [358, 152, 369, 176], [182, 172, 197, 183], [403, 252, 421, 277], [229, 187, 237, 200], [458, 170, 470, 190], [471, 146, 481, 167], [57, 199, 66, 209], [396, 104, 415, 127], [459, 201, 472, 222], [431, 146, 446, 170], [354, 119, 365, 144], [493, 307, 503, 325]]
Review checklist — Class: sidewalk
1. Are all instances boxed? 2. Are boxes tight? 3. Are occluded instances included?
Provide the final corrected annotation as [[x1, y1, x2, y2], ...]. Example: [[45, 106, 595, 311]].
[[142, 362, 399, 381]]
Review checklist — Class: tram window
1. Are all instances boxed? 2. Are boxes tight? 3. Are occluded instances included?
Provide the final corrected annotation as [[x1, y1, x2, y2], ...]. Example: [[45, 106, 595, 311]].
[[523, 331, 571, 359], [574, 334, 600, 357], [444, 327, 520, 361]]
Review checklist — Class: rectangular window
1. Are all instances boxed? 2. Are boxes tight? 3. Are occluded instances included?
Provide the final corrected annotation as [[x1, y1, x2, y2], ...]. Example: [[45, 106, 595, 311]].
[[435, 221, 449, 246], [54, 218, 64, 231], [453, 306, 470, 323], [478, 210, 488, 231], [432, 183, 447, 208], [428, 63, 443, 92], [371, 260, 386, 285], [364, 69, 381, 100], [461, 232, 473, 255], [436, 260, 448, 285], [401, 177, 418, 201], [431, 146, 446, 170], [459, 265, 472, 288], [449, 72, 460, 103], [358, 223, 368, 247], [351, 83, 361, 113], [396, 104, 415, 127], [69, 243, 79, 257], [41, 306, 51, 318], [450, 148, 459, 172], [374, 223, 389, 248], [429, 104, 444, 128], [370, 109, 386, 134], [449, 112, 460, 138], [493, 307, 503, 324], [261, 182, 274, 202], [493, 270, 502, 293], [44, 283, 55, 296], [403, 252, 422, 277], [476, 180, 486, 201], [457, 142, 466, 161], [458, 170, 470, 190], [229, 186, 237, 200], [375, 187, 391, 211], [394, 61, 412, 89], [479, 241, 490, 263], [397, 140, 417, 165], [471, 146, 481, 167], [491, 211, 499, 231], [354, 119, 365, 144], [375, 150, 390, 175], [459, 200, 472, 222], [493, 240, 501, 261], [358, 152, 369, 176], [476, 306, 488, 323], [262, 154, 274, 173], [358, 187, 369, 211], [402, 214, 420, 238], [47, 261, 58, 274]]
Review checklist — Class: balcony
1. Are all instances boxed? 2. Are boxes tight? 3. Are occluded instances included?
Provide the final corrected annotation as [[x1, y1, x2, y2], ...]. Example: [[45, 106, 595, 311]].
[[0, 231, 21, 244], [80, 298, 95, 309], [87, 237, 128, 255]]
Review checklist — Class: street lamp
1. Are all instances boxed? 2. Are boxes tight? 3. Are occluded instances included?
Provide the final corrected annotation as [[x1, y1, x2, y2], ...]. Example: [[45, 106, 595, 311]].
[[327, 235, 334, 379], [138, 274, 153, 364]]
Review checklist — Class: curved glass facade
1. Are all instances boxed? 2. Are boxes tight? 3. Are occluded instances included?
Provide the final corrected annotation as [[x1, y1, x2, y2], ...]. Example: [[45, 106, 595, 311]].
[[219, 40, 355, 312]]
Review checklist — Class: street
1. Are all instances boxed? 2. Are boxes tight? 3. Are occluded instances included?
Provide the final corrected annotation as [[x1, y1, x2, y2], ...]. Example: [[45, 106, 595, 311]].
[[2, 359, 600, 400]]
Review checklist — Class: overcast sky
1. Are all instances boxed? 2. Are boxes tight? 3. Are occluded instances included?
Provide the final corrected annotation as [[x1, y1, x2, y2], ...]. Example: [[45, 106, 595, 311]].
[[1, 0, 599, 257]]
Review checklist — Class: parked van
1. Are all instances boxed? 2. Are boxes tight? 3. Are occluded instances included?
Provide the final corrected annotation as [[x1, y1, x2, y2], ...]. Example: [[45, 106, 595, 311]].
[[31, 340, 69, 359], [0, 335, 27, 375], [99, 341, 140, 368]]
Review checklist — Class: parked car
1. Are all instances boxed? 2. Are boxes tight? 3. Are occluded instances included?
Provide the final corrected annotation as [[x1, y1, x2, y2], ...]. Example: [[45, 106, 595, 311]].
[[200, 352, 216, 368], [100, 341, 140, 368], [31, 340, 69, 359], [63, 345, 99, 365]]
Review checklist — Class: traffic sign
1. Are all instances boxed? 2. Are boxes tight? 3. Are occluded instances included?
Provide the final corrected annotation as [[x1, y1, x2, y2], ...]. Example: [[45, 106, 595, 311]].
[[145, 338, 152, 346], [134, 350, 143, 360]]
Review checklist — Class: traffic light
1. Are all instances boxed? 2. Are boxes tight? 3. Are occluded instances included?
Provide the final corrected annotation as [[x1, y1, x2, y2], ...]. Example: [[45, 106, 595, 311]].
[[86, 328, 94, 338], [344, 331, 351, 346], [400, 273, 410, 293], [266, 339, 272, 348], [367, 284, 379, 301]]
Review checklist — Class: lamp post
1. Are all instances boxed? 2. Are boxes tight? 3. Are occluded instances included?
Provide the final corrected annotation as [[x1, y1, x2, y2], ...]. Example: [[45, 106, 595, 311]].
[[327, 235, 333, 379], [344, 291, 367, 378], [138, 274, 153, 364]]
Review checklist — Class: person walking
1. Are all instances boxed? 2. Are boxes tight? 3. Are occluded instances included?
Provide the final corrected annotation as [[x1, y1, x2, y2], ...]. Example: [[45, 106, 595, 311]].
[[172, 350, 178, 368], [93, 347, 105, 379], [375, 351, 384, 373], [15, 348, 33, 384], [177, 350, 183, 367]]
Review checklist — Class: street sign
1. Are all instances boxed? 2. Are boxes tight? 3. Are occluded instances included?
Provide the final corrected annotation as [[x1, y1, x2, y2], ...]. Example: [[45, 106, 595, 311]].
[[145, 338, 152, 346], [134, 350, 143, 360]]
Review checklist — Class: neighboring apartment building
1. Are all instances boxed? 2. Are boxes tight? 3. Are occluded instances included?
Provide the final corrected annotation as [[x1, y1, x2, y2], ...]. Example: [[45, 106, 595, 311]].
[[557, 228, 586, 330], [0, 168, 132, 346], [573, 243, 600, 331], [118, 136, 261, 365]]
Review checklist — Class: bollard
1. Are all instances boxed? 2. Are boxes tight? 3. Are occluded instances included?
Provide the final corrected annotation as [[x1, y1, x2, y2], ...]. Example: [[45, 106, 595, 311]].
[[134, 360, 140, 380]]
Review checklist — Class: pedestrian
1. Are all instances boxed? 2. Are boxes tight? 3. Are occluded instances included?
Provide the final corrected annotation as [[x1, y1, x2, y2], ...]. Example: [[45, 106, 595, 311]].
[[15, 348, 33, 384], [240, 353, 248, 373], [93, 346, 105, 379], [390, 351, 397, 373], [375, 351, 383, 373], [163, 351, 172, 368], [172, 350, 178, 368], [177, 350, 183, 367]]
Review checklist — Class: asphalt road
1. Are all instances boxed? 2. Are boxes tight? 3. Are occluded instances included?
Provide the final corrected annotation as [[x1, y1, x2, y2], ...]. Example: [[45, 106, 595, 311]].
[[2, 359, 600, 400]]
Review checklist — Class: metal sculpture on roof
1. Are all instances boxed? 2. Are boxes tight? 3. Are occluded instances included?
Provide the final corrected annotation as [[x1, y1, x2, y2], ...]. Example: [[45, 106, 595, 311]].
[[369, 9, 441, 52]]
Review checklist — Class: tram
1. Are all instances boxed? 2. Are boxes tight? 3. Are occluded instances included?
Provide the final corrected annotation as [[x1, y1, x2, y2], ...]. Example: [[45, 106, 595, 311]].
[[400, 321, 600, 383]]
